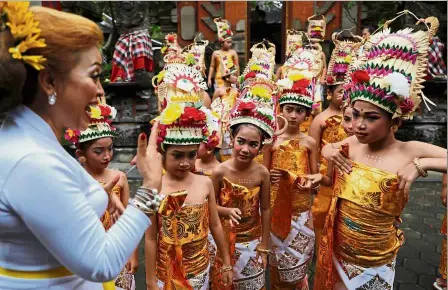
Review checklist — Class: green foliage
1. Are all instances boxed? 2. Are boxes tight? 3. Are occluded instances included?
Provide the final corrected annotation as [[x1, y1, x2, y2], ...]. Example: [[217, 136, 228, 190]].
[[150, 25, 163, 39]]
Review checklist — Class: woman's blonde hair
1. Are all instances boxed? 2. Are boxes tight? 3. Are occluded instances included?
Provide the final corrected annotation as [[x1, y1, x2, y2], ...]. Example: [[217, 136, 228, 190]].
[[0, 6, 104, 112]]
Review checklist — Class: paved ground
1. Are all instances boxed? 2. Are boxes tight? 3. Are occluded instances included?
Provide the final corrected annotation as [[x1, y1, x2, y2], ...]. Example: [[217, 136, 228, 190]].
[[132, 174, 446, 290]]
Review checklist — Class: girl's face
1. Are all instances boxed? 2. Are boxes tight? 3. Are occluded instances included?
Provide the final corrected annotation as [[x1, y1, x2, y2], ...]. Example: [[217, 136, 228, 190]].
[[352, 101, 394, 144], [328, 84, 344, 108], [164, 144, 198, 179], [232, 125, 262, 163], [79, 137, 113, 171], [342, 106, 354, 136], [222, 39, 233, 50], [281, 104, 307, 129]]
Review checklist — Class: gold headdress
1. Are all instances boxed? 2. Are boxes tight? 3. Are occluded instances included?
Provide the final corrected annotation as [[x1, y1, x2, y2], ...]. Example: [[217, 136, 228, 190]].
[[286, 29, 304, 57], [307, 14, 326, 43], [183, 33, 209, 77], [240, 40, 276, 85], [1, 2, 47, 70]]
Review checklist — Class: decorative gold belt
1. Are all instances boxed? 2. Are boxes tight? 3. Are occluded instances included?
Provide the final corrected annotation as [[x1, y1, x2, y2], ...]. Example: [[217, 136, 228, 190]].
[[0, 266, 115, 289]]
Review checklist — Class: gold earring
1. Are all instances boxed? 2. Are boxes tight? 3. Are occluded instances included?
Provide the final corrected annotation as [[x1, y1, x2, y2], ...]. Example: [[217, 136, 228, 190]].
[[327, 94, 332, 100], [79, 156, 86, 165], [390, 125, 398, 133]]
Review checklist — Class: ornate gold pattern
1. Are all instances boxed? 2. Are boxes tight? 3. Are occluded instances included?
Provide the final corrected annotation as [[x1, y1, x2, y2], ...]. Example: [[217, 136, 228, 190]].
[[315, 160, 406, 290], [156, 191, 210, 289]]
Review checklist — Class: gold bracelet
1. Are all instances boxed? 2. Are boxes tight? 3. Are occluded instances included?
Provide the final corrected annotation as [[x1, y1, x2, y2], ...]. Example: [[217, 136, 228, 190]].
[[220, 265, 232, 273], [255, 246, 271, 254], [413, 158, 428, 177]]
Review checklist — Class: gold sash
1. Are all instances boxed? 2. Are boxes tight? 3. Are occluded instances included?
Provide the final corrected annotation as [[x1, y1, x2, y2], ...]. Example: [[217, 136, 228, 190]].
[[157, 191, 209, 290], [314, 161, 405, 290], [270, 139, 311, 240], [0, 266, 114, 289]]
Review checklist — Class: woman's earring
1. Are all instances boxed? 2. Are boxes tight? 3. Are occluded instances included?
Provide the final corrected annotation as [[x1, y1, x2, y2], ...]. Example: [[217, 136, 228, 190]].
[[390, 125, 398, 133], [78, 156, 86, 165], [326, 94, 332, 101], [48, 92, 57, 105]]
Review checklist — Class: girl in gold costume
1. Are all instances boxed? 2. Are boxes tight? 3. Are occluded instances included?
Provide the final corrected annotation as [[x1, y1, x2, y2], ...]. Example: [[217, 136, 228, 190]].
[[208, 18, 239, 89], [315, 13, 447, 289], [145, 105, 231, 290], [309, 31, 362, 249], [264, 67, 322, 289], [67, 100, 138, 290], [211, 73, 277, 289]]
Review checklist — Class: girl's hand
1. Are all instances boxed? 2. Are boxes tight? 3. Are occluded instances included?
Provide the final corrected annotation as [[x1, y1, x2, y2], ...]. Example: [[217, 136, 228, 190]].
[[326, 147, 352, 174], [146, 280, 160, 290], [270, 169, 284, 184], [397, 161, 421, 203], [108, 193, 125, 224], [220, 268, 233, 288], [305, 173, 323, 185], [126, 255, 139, 274], [255, 243, 269, 268], [227, 208, 242, 225]]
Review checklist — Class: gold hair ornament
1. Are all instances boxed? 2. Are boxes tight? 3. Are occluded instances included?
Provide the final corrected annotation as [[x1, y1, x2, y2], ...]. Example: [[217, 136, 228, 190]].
[[2, 2, 47, 70]]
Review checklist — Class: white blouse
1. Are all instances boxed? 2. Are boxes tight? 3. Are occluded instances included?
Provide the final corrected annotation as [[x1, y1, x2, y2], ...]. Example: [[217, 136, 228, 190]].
[[0, 106, 151, 289]]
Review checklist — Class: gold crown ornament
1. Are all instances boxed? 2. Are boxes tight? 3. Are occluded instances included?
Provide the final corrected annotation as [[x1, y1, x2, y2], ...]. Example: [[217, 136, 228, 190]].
[[307, 14, 326, 43], [161, 32, 182, 56], [183, 33, 209, 77], [239, 40, 276, 86], [345, 10, 434, 120], [286, 29, 304, 57]]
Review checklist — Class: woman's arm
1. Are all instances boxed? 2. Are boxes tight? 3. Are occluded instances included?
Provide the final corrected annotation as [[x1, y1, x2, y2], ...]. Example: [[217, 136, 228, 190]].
[[308, 114, 323, 157], [320, 51, 327, 84], [211, 166, 230, 217], [259, 166, 271, 249], [212, 88, 223, 103], [275, 66, 283, 80], [232, 50, 240, 76], [202, 91, 212, 109], [262, 143, 272, 170], [4, 152, 151, 282], [145, 216, 159, 289]]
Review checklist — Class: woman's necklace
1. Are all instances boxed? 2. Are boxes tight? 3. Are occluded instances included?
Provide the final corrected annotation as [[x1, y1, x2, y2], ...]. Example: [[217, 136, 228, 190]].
[[363, 154, 383, 163]]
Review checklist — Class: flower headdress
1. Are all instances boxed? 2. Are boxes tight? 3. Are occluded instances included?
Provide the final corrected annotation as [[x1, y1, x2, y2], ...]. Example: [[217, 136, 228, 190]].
[[1, 2, 47, 70], [229, 76, 278, 140], [345, 11, 432, 120], [161, 33, 182, 56], [152, 52, 207, 111], [214, 17, 233, 42], [240, 40, 276, 86], [307, 14, 326, 43], [183, 34, 209, 77], [157, 103, 219, 151], [286, 29, 304, 57], [325, 31, 363, 86], [278, 45, 324, 109], [65, 97, 117, 145]]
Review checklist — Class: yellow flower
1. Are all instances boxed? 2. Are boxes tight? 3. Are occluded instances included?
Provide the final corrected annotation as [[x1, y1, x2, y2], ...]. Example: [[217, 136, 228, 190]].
[[288, 72, 305, 81], [313, 26, 323, 31], [22, 55, 46, 70], [161, 46, 167, 54], [344, 55, 352, 63], [89, 106, 102, 119], [250, 86, 271, 100], [160, 103, 184, 125], [250, 64, 262, 71]]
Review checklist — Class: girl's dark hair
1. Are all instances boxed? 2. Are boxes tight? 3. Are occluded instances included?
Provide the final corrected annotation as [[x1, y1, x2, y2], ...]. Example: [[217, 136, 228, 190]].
[[279, 103, 312, 117], [77, 140, 95, 151], [230, 123, 267, 147], [325, 84, 338, 95]]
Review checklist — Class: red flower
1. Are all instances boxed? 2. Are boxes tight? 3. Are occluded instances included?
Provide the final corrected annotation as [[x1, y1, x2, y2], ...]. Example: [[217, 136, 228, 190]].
[[99, 105, 111, 117], [206, 131, 220, 149], [180, 107, 206, 124], [291, 79, 311, 94], [399, 98, 414, 114], [162, 98, 168, 110], [226, 29, 232, 35], [245, 71, 256, 80], [326, 75, 335, 84], [219, 37, 224, 42], [352, 70, 370, 84], [238, 102, 256, 115], [167, 35, 175, 42]]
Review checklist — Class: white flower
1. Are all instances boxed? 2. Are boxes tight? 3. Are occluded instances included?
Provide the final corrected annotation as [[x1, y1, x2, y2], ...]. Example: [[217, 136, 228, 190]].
[[200, 106, 220, 132], [383, 72, 410, 99], [110, 107, 117, 119], [277, 78, 293, 89]]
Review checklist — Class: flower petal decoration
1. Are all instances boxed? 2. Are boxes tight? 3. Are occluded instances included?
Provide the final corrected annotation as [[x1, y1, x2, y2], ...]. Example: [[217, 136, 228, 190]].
[[277, 78, 293, 89], [352, 70, 370, 84], [238, 101, 256, 114], [160, 103, 184, 125], [383, 72, 410, 99]]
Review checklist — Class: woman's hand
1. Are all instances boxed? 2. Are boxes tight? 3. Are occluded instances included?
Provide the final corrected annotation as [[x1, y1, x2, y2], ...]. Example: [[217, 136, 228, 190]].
[[227, 208, 242, 225], [305, 173, 323, 185], [255, 243, 269, 268], [325, 147, 352, 174], [397, 161, 421, 203], [134, 122, 163, 191], [270, 169, 284, 184], [207, 78, 212, 88]]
